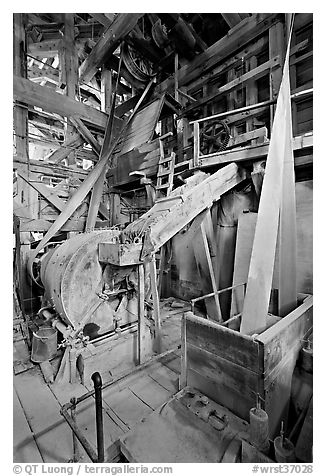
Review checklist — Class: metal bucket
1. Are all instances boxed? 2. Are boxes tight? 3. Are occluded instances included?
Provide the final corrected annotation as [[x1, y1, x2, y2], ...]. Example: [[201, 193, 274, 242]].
[[31, 327, 58, 363]]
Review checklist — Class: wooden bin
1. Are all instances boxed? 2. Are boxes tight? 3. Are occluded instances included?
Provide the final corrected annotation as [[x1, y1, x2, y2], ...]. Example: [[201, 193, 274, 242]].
[[181, 295, 313, 438]]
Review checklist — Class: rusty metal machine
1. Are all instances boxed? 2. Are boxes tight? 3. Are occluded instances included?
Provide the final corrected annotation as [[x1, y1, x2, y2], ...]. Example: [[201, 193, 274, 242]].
[[34, 163, 246, 384]]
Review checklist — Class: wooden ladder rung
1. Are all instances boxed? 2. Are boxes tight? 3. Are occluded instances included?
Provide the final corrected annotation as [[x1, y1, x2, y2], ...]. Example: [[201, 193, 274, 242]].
[[157, 170, 173, 178], [158, 156, 174, 165], [156, 184, 171, 190]]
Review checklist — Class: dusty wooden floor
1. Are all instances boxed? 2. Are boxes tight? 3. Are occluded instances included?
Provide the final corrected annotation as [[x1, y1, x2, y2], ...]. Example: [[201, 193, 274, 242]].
[[13, 300, 185, 463]]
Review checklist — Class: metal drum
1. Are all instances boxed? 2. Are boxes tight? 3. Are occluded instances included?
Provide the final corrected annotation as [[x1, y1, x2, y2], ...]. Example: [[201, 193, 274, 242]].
[[40, 230, 131, 338]]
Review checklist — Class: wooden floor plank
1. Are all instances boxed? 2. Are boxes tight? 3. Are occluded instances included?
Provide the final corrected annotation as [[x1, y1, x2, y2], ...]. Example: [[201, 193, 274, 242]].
[[160, 353, 181, 374], [128, 374, 172, 410], [13, 388, 43, 463], [102, 386, 153, 428], [147, 363, 179, 393], [14, 367, 78, 462], [51, 381, 124, 452]]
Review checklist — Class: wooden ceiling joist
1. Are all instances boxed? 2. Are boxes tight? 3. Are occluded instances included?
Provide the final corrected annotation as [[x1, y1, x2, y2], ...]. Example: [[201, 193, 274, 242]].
[[79, 13, 144, 84]]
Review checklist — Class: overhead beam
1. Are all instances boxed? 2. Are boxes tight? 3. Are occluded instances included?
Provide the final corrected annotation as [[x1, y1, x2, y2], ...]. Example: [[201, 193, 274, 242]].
[[79, 13, 144, 84], [155, 14, 280, 96], [221, 13, 243, 28], [89, 13, 112, 28], [13, 75, 111, 129]]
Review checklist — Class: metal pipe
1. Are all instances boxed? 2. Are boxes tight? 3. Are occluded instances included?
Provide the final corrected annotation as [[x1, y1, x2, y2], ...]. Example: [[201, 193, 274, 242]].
[[188, 88, 313, 124], [191, 282, 246, 305], [72, 346, 180, 408], [91, 372, 104, 463], [60, 404, 98, 462], [52, 318, 71, 339], [70, 397, 81, 462]]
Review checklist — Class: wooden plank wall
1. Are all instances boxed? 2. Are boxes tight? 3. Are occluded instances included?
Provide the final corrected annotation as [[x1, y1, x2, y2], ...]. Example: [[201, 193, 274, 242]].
[[183, 296, 312, 436], [183, 312, 261, 420]]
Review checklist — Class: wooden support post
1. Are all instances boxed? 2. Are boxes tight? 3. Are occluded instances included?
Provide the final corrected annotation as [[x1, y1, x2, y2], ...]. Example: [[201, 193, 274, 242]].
[[13, 13, 28, 160], [63, 14, 78, 100], [69, 117, 101, 155], [86, 172, 106, 231], [174, 52, 179, 103], [193, 121, 200, 167], [101, 68, 112, 113], [149, 255, 161, 353], [193, 214, 222, 322], [269, 21, 285, 127], [137, 264, 146, 365], [246, 55, 258, 135], [62, 14, 79, 165]]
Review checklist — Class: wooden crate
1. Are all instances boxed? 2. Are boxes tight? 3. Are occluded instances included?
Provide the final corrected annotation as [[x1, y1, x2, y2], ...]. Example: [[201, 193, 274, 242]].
[[182, 295, 313, 438]]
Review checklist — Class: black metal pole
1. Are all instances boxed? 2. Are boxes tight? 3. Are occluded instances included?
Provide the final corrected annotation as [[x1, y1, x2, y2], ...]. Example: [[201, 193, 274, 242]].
[[70, 397, 80, 463], [91, 372, 104, 462]]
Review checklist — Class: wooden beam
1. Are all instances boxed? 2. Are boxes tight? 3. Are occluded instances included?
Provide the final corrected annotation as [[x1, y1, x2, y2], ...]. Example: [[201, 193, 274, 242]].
[[149, 255, 162, 352], [19, 218, 85, 232], [144, 163, 247, 255], [101, 69, 112, 113], [45, 132, 85, 164], [63, 14, 78, 99], [69, 117, 101, 155], [79, 14, 144, 84], [184, 55, 280, 114], [115, 94, 141, 118], [85, 172, 106, 231], [14, 14, 28, 159], [195, 133, 313, 168], [137, 264, 146, 364], [192, 213, 222, 321], [18, 171, 66, 212], [88, 13, 112, 28], [13, 75, 110, 129], [269, 21, 285, 126], [27, 39, 61, 58], [221, 13, 243, 28], [14, 155, 88, 179], [155, 14, 280, 96]]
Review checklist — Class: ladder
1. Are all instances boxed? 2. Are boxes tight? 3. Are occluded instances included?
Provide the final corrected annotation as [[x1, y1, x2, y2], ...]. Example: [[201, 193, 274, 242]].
[[156, 132, 176, 197], [155, 132, 175, 296]]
